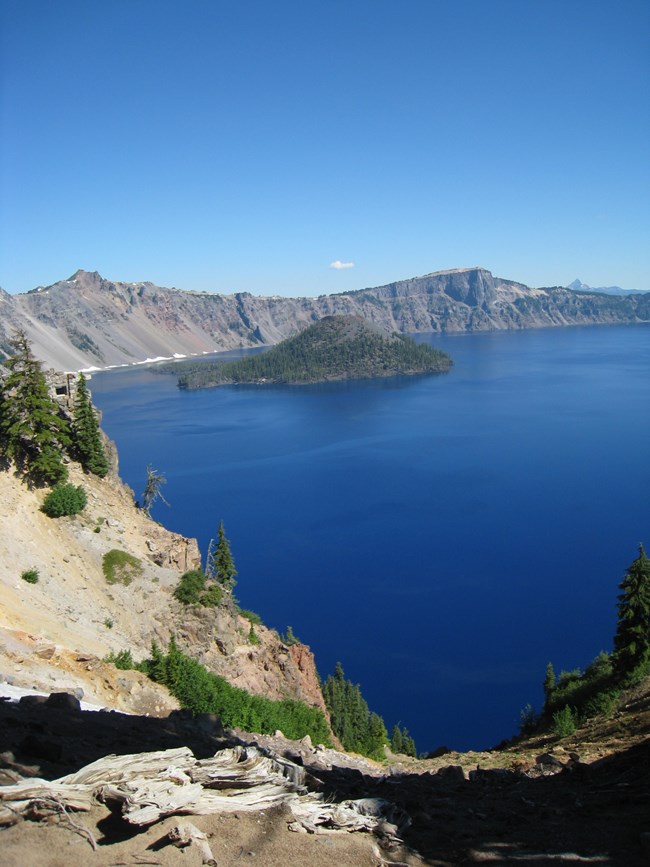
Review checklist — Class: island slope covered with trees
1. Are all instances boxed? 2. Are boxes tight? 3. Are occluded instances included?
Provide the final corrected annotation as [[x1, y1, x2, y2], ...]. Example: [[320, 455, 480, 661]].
[[168, 315, 453, 389]]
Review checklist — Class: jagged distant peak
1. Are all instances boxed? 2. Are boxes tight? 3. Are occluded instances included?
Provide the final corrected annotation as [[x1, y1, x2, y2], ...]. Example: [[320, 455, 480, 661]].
[[67, 269, 104, 283], [567, 278, 645, 296]]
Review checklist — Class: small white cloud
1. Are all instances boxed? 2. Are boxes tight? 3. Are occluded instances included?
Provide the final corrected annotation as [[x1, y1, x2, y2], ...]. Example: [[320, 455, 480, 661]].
[[329, 260, 355, 270]]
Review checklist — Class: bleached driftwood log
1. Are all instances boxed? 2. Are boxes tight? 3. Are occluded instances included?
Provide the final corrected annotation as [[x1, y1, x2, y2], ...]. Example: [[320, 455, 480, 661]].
[[167, 821, 217, 865], [0, 745, 408, 837], [0, 779, 95, 825]]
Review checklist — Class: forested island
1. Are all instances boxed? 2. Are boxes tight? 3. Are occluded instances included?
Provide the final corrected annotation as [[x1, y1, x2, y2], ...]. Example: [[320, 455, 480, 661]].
[[166, 315, 453, 389]]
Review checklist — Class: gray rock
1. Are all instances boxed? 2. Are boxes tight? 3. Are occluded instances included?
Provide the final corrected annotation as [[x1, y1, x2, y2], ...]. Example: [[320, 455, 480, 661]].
[[45, 692, 81, 711], [437, 765, 468, 782], [536, 752, 564, 768]]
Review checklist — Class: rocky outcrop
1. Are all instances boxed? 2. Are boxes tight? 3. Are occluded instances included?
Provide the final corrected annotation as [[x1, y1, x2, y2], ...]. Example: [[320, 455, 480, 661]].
[[145, 529, 201, 572], [3, 266, 648, 370], [171, 607, 329, 716]]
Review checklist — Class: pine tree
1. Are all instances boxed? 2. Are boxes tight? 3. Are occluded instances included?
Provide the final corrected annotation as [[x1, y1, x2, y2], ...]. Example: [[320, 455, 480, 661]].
[[148, 641, 166, 682], [401, 729, 417, 758], [367, 712, 388, 759], [543, 661, 556, 700], [390, 724, 404, 754], [613, 544, 650, 678], [215, 520, 237, 588], [0, 330, 70, 486], [390, 723, 416, 757], [72, 373, 109, 477], [322, 662, 389, 759]]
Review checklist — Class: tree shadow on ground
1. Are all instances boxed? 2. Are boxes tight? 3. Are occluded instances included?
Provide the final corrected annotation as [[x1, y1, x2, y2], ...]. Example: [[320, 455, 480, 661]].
[[1, 696, 648, 865]]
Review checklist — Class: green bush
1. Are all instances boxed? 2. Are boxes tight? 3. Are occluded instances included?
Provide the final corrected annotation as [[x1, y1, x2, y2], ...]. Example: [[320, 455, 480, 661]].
[[201, 583, 222, 606], [281, 625, 301, 646], [174, 569, 206, 604], [552, 705, 577, 737], [21, 568, 39, 584], [620, 658, 650, 688], [543, 651, 616, 721], [102, 549, 143, 585], [145, 639, 332, 745], [239, 609, 262, 625], [174, 569, 222, 606], [582, 689, 620, 719], [248, 624, 260, 645], [584, 651, 613, 680], [104, 649, 136, 669], [104, 649, 148, 673], [41, 483, 87, 517]]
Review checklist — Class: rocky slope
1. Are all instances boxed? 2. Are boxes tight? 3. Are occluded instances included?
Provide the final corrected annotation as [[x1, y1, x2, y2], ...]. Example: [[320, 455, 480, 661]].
[[0, 457, 327, 719], [2, 266, 649, 370]]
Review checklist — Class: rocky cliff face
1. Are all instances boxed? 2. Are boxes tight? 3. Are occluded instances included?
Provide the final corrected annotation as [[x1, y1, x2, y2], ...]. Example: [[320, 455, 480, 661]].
[[3, 266, 649, 370], [0, 456, 328, 719]]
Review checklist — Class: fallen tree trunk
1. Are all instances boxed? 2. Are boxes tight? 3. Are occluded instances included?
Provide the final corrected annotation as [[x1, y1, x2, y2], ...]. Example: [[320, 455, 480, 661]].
[[0, 745, 409, 838]]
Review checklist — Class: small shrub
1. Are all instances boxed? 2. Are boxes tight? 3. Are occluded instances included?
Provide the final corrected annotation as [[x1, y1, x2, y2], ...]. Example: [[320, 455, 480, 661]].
[[104, 617, 114, 629], [42, 483, 87, 518], [104, 649, 136, 670], [201, 583, 222, 606], [174, 569, 205, 604], [21, 568, 39, 584], [620, 658, 650, 688], [174, 570, 222, 606], [582, 689, 620, 719], [552, 705, 577, 738], [556, 668, 582, 688], [240, 609, 262, 625], [281, 625, 300, 646], [102, 549, 143, 585], [584, 651, 613, 680], [248, 624, 260, 645]]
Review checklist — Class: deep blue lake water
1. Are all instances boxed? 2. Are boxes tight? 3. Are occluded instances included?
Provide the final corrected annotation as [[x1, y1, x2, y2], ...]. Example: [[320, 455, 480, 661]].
[[89, 323, 650, 752]]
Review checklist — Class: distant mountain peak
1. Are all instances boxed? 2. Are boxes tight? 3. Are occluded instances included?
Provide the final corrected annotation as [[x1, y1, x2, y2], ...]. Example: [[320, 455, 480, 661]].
[[68, 269, 103, 283], [567, 278, 645, 296]]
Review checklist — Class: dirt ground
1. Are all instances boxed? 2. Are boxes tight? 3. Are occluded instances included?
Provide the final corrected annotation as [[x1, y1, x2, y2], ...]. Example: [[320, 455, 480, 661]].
[[1, 694, 649, 866], [0, 804, 399, 867]]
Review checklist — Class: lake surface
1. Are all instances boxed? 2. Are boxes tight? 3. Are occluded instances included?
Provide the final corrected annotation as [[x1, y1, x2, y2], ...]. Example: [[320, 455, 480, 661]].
[[90, 323, 650, 751]]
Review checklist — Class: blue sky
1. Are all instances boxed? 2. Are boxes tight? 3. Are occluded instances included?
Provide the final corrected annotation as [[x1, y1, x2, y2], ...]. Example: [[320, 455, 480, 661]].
[[1, 0, 648, 296]]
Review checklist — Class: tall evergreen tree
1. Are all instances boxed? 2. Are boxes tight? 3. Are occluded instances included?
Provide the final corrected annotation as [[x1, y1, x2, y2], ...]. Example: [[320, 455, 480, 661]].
[[613, 544, 650, 678], [0, 330, 69, 486], [543, 661, 556, 700], [390, 723, 416, 757], [390, 724, 404, 754], [215, 520, 237, 588], [322, 662, 388, 760], [72, 373, 109, 477]]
